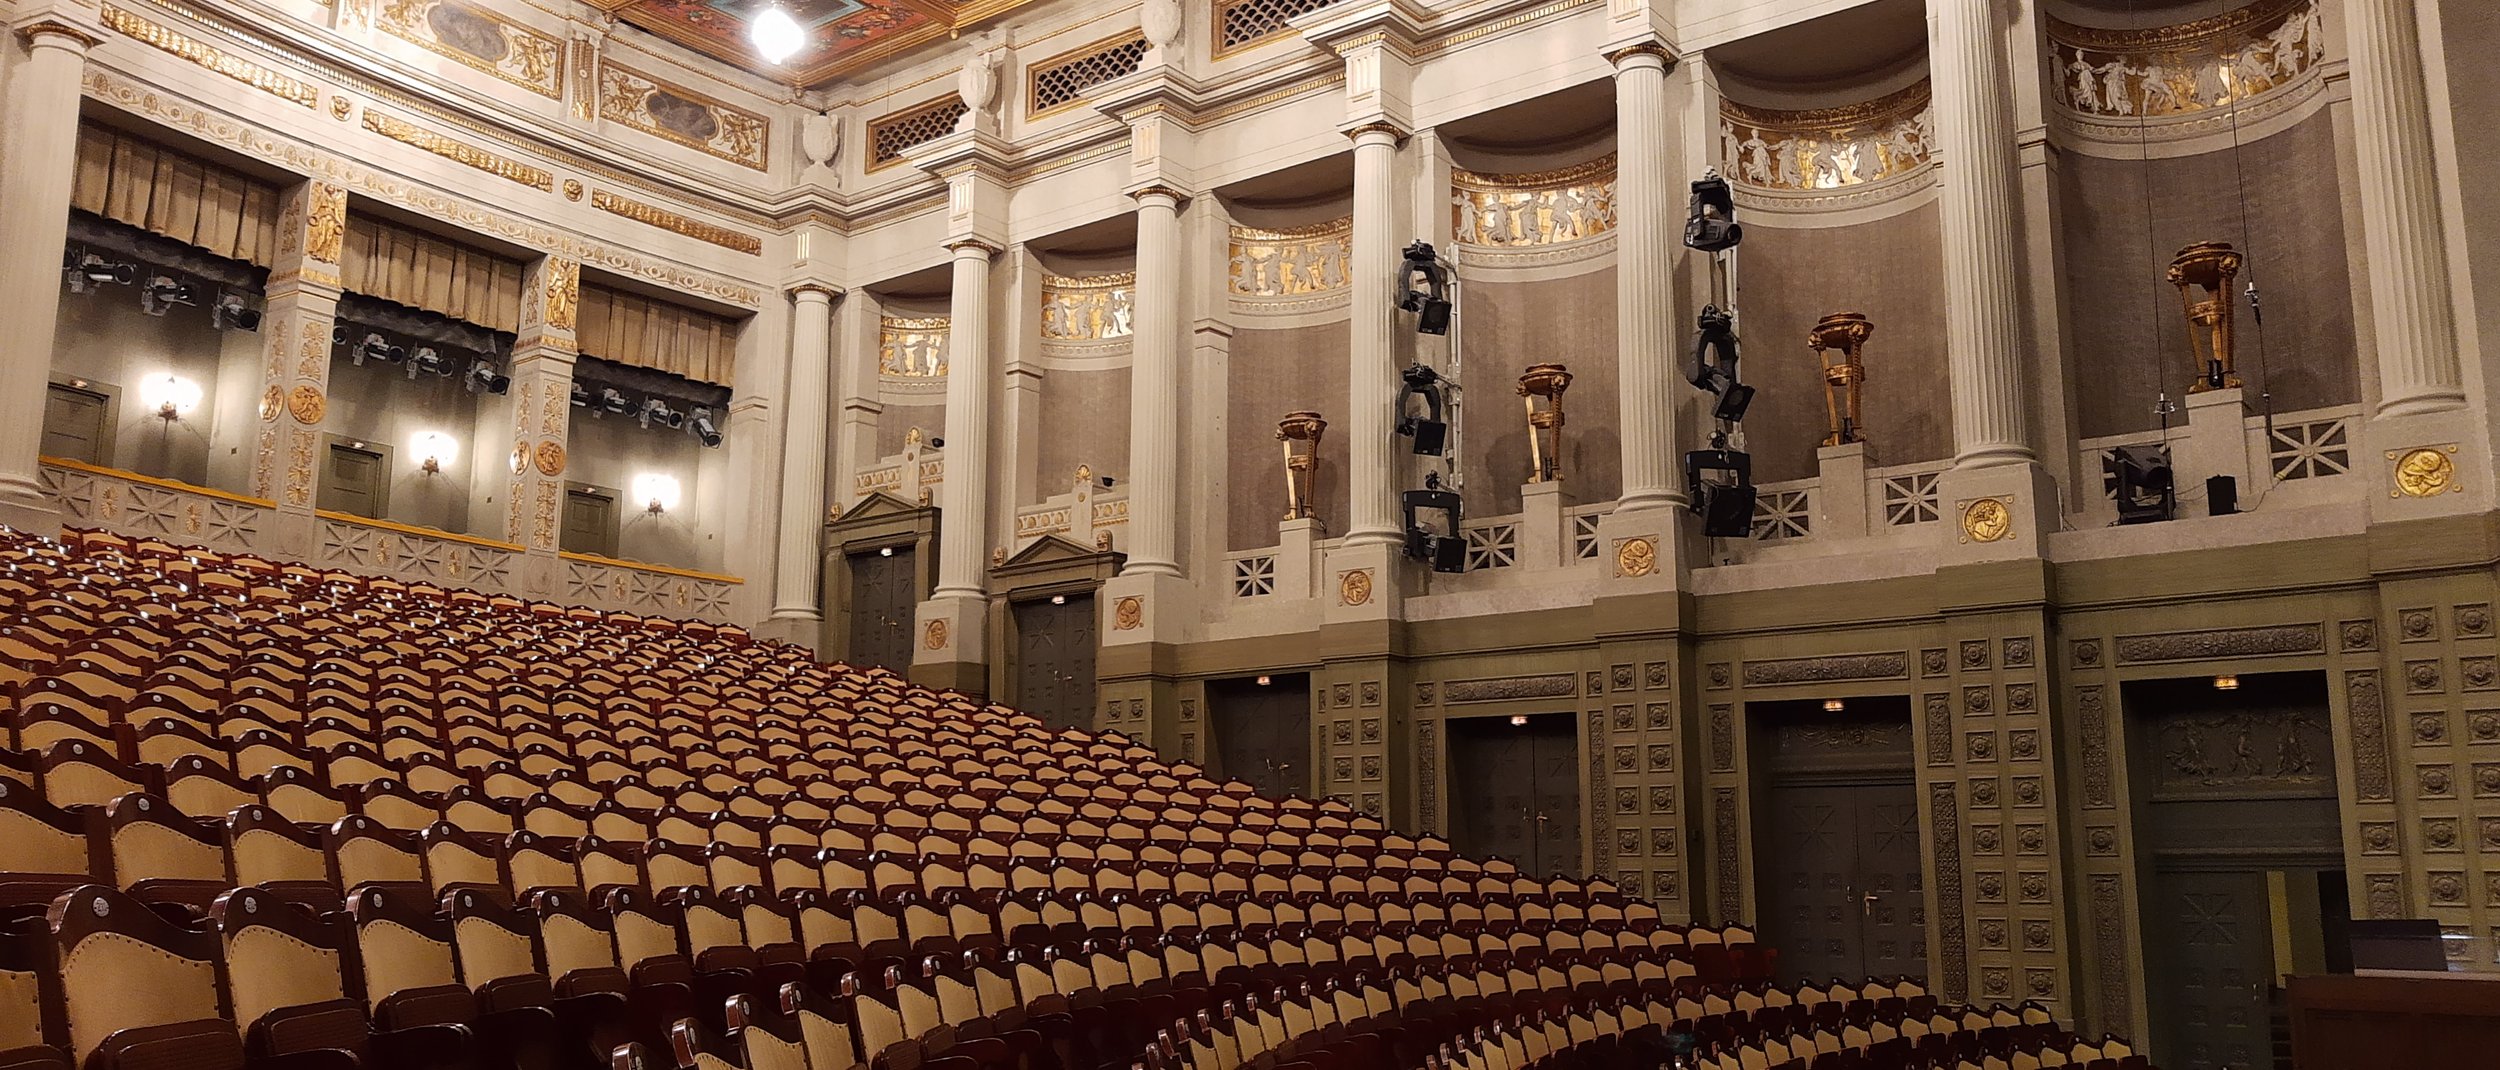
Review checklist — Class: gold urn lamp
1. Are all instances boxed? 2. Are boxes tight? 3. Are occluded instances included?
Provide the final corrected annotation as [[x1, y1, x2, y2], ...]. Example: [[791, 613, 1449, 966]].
[[2168, 241, 2245, 393], [1517, 363, 1573, 483], [1807, 312, 1874, 447], [1276, 411, 1328, 521]]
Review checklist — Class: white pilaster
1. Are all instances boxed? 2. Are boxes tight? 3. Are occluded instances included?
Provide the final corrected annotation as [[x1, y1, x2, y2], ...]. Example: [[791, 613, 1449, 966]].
[[0, 17, 98, 531], [935, 240, 997, 598], [770, 284, 839, 623], [1124, 187, 1187, 576]]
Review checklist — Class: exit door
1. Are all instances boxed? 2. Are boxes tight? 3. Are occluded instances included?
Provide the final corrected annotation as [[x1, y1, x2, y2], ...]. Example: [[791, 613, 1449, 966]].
[[845, 546, 917, 672], [1011, 593, 1096, 731], [1751, 699, 1926, 986], [1446, 713, 1583, 878], [318, 442, 390, 518]]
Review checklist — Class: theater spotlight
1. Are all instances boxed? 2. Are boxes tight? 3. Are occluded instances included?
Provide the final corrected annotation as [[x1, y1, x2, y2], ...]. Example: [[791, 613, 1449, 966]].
[[1683, 171, 1743, 252], [1687, 304, 1755, 422], [463, 359, 511, 395], [597, 388, 634, 416], [1402, 472, 1468, 574], [1394, 364, 1450, 456], [1395, 240, 1453, 335], [1685, 437, 1757, 539], [638, 398, 684, 430], [211, 291, 261, 332], [407, 347, 455, 379], [688, 407, 723, 448], [2103, 444, 2175, 525], [351, 333, 405, 366], [63, 251, 136, 294], [569, 382, 591, 408], [140, 276, 198, 317]]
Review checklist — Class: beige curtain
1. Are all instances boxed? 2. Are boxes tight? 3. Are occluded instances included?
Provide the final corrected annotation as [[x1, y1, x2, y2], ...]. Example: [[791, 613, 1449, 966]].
[[72, 123, 281, 265], [579, 285, 738, 386], [340, 214, 525, 334]]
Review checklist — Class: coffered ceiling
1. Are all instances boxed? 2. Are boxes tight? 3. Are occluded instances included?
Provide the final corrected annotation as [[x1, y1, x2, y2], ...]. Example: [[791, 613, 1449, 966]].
[[592, 0, 1041, 87]]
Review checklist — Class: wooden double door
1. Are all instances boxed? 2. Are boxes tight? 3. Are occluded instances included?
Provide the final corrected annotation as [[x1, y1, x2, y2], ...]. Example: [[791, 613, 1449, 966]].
[[844, 547, 917, 673], [1208, 674, 1312, 798], [1445, 713, 1583, 879], [1752, 701, 1927, 986], [1011, 594, 1096, 732]]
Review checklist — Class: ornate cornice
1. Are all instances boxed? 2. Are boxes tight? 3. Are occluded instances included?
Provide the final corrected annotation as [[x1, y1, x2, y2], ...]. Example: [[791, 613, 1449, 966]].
[[589, 190, 764, 257], [361, 109, 555, 192], [99, 4, 316, 107]]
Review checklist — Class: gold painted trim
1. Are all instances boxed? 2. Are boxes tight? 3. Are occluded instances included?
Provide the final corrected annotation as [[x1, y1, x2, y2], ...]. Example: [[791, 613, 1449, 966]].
[[316, 509, 527, 552], [1721, 81, 1931, 133], [373, 0, 564, 100], [2046, 0, 2305, 52], [595, 61, 771, 172], [40, 457, 277, 509], [881, 315, 952, 330], [1042, 271, 1138, 291], [559, 550, 745, 585], [19, 19, 106, 49], [1452, 153, 1616, 192], [1025, 29, 1148, 121], [1198, 72, 1344, 125], [100, 4, 319, 108], [589, 190, 764, 256], [1229, 218, 1353, 242], [360, 109, 556, 191], [1418, 0, 1604, 56]]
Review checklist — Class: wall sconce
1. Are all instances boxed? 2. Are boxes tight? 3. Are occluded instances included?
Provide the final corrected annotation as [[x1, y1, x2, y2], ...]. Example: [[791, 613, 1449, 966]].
[[1276, 411, 1328, 522], [139, 373, 203, 423], [1517, 363, 1572, 483], [1509, 715, 1530, 727], [632, 473, 682, 515], [2170, 241, 2244, 393], [1823, 698, 1846, 713], [2213, 674, 2239, 691], [1808, 312, 1874, 447], [411, 431, 457, 476]]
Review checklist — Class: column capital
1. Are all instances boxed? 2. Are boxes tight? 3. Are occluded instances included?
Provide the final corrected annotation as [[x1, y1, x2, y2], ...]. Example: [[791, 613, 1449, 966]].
[[787, 281, 844, 302], [1343, 120, 1409, 144], [945, 238, 1001, 258], [16, 18, 103, 50], [1129, 183, 1190, 207], [1603, 40, 1676, 69]]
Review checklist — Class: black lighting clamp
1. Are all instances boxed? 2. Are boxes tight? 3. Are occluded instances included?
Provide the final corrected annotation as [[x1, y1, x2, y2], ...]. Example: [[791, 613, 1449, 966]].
[[1680, 169, 1759, 539]]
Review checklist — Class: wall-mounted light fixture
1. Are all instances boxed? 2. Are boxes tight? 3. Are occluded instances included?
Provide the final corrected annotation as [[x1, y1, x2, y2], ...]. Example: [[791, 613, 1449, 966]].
[[2213, 674, 2239, 691], [1255, 675, 1272, 687], [411, 431, 457, 476], [632, 473, 681, 515], [139, 373, 202, 423], [1823, 698, 1846, 713], [1509, 715, 1530, 727]]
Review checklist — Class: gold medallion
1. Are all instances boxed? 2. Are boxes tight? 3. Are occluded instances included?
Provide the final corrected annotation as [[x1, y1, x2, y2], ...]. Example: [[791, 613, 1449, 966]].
[[1960, 498, 2012, 543], [1340, 569, 1374, 607], [2392, 447, 2458, 498], [1615, 536, 1657, 578]]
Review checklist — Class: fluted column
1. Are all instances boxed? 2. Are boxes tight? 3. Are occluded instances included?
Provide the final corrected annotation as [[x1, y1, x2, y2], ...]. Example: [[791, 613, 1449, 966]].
[[936, 241, 997, 598], [1929, 0, 2033, 469], [1610, 45, 1684, 511], [1124, 188, 1187, 576], [1347, 124, 1405, 546], [2346, 0, 2465, 416], [772, 284, 839, 620], [0, 19, 101, 530]]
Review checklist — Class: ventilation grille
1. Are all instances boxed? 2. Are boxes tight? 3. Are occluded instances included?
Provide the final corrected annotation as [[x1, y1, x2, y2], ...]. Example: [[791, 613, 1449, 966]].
[[1030, 33, 1149, 117], [1218, 0, 1339, 54], [869, 96, 969, 168]]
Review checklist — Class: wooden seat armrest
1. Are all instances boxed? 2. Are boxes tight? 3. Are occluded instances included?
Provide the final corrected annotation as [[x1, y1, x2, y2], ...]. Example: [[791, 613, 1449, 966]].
[[85, 1021, 246, 1070]]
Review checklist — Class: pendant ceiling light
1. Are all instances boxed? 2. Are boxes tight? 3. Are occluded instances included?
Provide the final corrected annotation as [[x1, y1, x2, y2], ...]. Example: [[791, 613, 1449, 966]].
[[751, 6, 806, 64]]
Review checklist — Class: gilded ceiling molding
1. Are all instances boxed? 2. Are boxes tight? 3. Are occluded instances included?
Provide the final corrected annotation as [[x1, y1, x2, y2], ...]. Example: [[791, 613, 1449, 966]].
[[374, 0, 564, 100], [81, 68, 762, 308], [361, 109, 556, 192], [879, 317, 951, 378], [1451, 153, 1617, 248], [100, 4, 320, 107], [2047, 0, 2320, 120], [1041, 273, 1138, 344], [596, 62, 771, 171], [1720, 81, 1935, 193], [1228, 219, 1352, 300], [589, 189, 765, 257]]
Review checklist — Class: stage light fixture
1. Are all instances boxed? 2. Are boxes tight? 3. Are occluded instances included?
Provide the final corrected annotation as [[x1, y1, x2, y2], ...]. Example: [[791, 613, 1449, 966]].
[[1685, 440, 1757, 539], [1687, 304, 1754, 422], [689, 407, 723, 448], [351, 333, 406, 366], [463, 360, 511, 395], [597, 388, 634, 416], [1683, 171, 1743, 252], [1394, 364, 1450, 456], [570, 382, 591, 408], [638, 398, 684, 430], [1396, 240, 1453, 335], [140, 275, 198, 317], [1401, 472, 1468, 574], [211, 291, 261, 332], [408, 347, 455, 379], [64, 251, 136, 294], [2102, 444, 2175, 525]]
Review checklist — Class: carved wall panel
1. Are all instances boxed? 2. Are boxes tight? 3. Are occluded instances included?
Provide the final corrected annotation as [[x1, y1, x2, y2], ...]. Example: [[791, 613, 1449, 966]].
[[1227, 220, 1351, 305], [2046, 0, 2322, 121], [879, 317, 951, 378], [1450, 155, 1617, 250], [596, 62, 769, 170], [1039, 272, 1137, 345], [1580, 642, 1687, 917], [376, 0, 563, 99], [1719, 82, 1935, 193]]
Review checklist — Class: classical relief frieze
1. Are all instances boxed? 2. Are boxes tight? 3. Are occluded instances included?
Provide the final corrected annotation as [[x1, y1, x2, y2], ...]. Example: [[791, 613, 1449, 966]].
[[879, 317, 950, 378], [1040, 273, 1136, 344], [81, 70, 761, 308], [2111, 624, 2322, 664], [1451, 155, 1616, 248], [376, 0, 563, 99], [361, 109, 555, 191], [589, 190, 763, 256], [1443, 675, 1577, 703], [1740, 652, 1910, 686], [1228, 220, 1351, 300], [2047, 0, 2321, 121], [1719, 82, 1934, 193], [597, 63, 770, 171]]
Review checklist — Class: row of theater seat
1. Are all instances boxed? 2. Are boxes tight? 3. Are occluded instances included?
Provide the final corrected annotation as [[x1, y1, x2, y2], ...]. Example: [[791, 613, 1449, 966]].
[[0, 526, 2143, 1070]]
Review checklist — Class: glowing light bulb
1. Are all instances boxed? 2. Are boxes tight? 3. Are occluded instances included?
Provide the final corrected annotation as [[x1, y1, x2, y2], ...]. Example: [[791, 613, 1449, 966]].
[[751, 7, 805, 64]]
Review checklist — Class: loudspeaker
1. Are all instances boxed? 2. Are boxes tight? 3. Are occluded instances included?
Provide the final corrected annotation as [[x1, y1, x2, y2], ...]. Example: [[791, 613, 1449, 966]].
[[1427, 535, 1466, 574], [1697, 483, 1756, 538], [2207, 475, 2238, 516], [1405, 419, 1448, 456]]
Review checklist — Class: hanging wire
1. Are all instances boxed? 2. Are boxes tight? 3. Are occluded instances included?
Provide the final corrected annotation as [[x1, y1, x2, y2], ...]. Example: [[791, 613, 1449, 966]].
[[2218, 0, 2288, 512], [2126, 0, 2178, 467]]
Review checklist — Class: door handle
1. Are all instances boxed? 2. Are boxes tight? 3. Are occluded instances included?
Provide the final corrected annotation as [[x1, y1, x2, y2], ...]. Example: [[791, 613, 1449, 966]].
[[1861, 893, 1878, 918]]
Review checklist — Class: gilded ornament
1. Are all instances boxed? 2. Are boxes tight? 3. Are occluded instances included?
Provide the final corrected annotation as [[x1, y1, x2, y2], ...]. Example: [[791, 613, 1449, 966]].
[[1720, 82, 1934, 192], [1339, 569, 1374, 607], [543, 259, 580, 332], [1113, 596, 1144, 631], [1229, 220, 1353, 298], [2391, 446, 2460, 498], [330, 96, 353, 121], [1808, 312, 1874, 446], [1451, 156, 1618, 248], [1040, 273, 1138, 342], [98, 6, 319, 108], [361, 110, 555, 191], [1094, 530, 1114, 551], [286, 385, 327, 425], [564, 180, 583, 201], [304, 183, 348, 265], [1517, 364, 1572, 482], [1615, 537, 1657, 578], [597, 64, 769, 170], [880, 317, 951, 377], [533, 441, 567, 477], [589, 190, 763, 256], [259, 385, 286, 423], [297, 321, 328, 379], [2169, 242, 2244, 392], [1277, 411, 1328, 521], [376, 0, 563, 99], [509, 442, 528, 475], [2048, 0, 2321, 120], [923, 619, 951, 650], [1960, 498, 2014, 543]]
